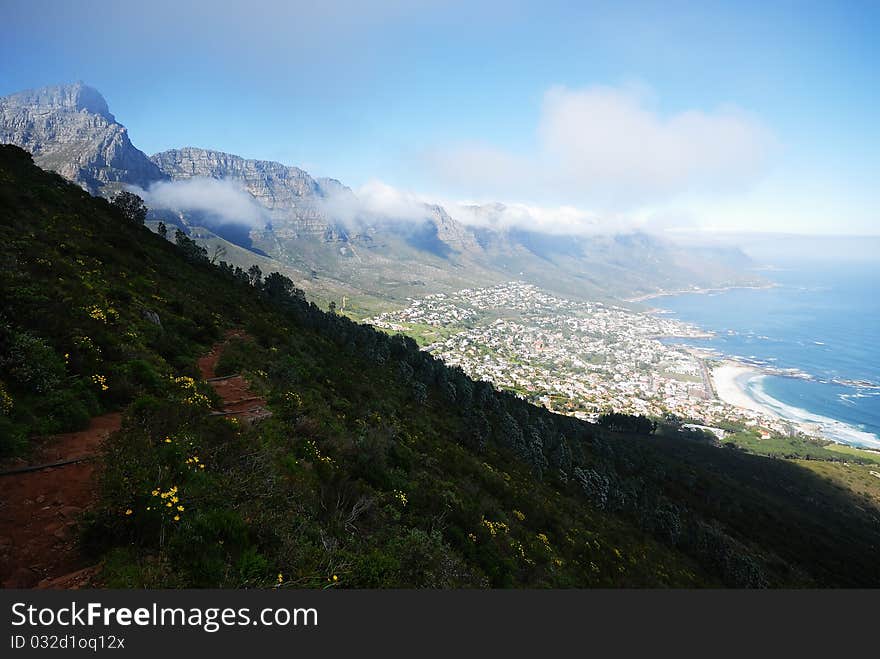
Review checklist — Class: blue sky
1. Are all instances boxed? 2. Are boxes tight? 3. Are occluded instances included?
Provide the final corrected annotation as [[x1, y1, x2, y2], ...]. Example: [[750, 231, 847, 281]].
[[2, 0, 878, 235]]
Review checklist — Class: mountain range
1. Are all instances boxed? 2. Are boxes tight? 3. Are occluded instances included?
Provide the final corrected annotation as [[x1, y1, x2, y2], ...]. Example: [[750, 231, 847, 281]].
[[0, 82, 762, 312]]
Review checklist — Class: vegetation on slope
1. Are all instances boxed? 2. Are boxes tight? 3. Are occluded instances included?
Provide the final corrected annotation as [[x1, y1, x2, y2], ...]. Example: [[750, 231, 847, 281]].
[[2, 144, 879, 588]]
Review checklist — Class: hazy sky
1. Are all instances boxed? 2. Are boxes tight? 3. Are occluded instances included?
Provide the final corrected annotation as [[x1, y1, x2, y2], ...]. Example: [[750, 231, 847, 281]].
[[2, 0, 877, 235]]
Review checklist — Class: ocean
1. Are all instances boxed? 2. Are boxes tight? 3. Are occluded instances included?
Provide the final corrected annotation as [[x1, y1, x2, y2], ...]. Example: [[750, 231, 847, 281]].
[[653, 243, 880, 448]]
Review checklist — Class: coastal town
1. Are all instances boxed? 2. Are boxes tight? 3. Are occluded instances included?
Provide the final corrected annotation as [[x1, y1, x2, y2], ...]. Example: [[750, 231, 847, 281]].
[[365, 282, 801, 438]]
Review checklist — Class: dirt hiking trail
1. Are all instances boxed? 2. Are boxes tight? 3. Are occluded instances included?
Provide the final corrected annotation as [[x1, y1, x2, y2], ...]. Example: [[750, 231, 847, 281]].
[[0, 414, 120, 588], [0, 330, 267, 588], [198, 330, 270, 423]]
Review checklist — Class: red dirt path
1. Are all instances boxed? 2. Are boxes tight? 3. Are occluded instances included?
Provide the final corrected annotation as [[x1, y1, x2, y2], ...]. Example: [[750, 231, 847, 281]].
[[0, 330, 267, 589], [198, 330, 270, 423], [0, 413, 121, 588]]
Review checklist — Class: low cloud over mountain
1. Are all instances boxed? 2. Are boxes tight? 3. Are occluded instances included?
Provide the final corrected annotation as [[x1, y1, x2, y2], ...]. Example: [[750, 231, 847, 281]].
[[316, 179, 432, 227], [130, 177, 268, 228], [316, 179, 638, 236]]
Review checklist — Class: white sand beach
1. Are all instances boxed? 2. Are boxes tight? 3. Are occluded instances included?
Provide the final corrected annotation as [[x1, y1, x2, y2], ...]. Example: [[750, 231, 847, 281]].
[[710, 360, 880, 448], [710, 361, 779, 419]]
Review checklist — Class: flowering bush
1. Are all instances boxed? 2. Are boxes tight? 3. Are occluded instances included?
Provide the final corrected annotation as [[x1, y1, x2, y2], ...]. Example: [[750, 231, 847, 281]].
[[168, 375, 212, 408]]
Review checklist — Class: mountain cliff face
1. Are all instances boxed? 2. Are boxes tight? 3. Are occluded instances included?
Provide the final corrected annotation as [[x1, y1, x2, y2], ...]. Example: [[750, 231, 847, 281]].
[[149, 147, 479, 249], [150, 147, 339, 237], [0, 82, 762, 308], [428, 204, 483, 252], [0, 82, 165, 194]]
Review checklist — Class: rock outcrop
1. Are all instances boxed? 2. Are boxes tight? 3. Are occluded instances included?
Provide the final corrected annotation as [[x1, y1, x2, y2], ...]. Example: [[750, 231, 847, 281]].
[[0, 82, 166, 194], [428, 204, 482, 252], [150, 147, 343, 238]]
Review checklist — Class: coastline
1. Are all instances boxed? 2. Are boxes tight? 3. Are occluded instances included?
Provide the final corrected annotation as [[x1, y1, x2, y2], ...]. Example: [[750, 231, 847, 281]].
[[710, 362, 776, 418], [652, 281, 880, 449], [709, 358, 880, 449], [626, 282, 777, 304]]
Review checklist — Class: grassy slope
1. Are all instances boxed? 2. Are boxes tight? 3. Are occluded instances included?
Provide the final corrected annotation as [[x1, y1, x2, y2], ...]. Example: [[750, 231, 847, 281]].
[[2, 144, 880, 588], [720, 430, 876, 463]]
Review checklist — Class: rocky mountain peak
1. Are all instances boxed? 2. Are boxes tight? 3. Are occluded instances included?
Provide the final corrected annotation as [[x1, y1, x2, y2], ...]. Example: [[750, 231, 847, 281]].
[[2, 82, 115, 121], [0, 82, 164, 194]]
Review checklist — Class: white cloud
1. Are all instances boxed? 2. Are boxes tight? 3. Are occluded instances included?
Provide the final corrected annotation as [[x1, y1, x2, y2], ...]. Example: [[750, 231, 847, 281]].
[[355, 180, 431, 220], [426, 84, 774, 210], [632, 207, 702, 235], [317, 178, 634, 235], [132, 177, 268, 227], [317, 178, 642, 236], [317, 179, 434, 226], [449, 202, 636, 235]]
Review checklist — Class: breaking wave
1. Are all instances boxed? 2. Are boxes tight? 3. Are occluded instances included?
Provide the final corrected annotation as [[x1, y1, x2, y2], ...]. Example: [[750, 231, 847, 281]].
[[744, 375, 880, 449]]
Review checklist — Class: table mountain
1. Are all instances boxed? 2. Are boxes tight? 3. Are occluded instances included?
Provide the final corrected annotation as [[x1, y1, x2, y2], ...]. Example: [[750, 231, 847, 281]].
[[0, 82, 165, 194]]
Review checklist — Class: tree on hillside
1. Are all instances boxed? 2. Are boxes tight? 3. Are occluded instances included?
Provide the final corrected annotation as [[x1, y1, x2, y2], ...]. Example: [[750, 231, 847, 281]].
[[210, 244, 227, 264], [263, 271, 295, 299], [111, 191, 147, 224], [174, 228, 208, 262], [247, 264, 262, 287], [262, 271, 307, 303]]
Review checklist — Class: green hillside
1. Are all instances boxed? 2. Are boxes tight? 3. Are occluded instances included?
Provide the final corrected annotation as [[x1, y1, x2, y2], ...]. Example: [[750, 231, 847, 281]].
[[2, 144, 879, 588]]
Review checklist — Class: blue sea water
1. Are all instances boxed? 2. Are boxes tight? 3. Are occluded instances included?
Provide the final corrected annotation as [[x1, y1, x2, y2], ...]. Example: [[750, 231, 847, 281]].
[[653, 253, 880, 448]]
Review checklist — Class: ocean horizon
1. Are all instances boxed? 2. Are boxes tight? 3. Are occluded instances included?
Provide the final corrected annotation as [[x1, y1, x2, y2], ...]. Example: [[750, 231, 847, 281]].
[[653, 246, 880, 448]]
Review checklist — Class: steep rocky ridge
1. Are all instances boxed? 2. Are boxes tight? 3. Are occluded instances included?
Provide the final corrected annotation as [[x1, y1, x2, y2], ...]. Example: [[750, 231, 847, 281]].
[[150, 147, 335, 237], [0, 82, 165, 194]]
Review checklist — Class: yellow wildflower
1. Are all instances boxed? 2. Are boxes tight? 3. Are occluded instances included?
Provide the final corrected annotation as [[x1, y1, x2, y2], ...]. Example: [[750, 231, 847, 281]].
[[124, 509, 132, 516], [91, 374, 108, 391], [86, 305, 107, 323]]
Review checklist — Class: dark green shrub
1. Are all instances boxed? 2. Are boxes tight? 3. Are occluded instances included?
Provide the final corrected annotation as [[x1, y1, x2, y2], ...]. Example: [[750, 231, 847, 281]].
[[29, 386, 97, 435], [0, 329, 65, 393], [0, 417, 27, 456], [236, 547, 271, 585], [215, 337, 268, 377]]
